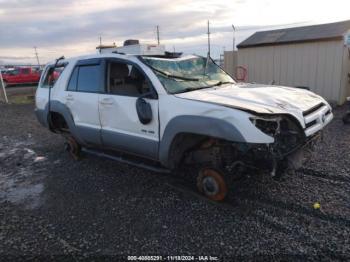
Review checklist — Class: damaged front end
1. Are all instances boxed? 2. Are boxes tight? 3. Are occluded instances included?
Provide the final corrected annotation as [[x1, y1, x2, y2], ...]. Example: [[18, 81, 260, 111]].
[[182, 114, 322, 181], [248, 114, 319, 177]]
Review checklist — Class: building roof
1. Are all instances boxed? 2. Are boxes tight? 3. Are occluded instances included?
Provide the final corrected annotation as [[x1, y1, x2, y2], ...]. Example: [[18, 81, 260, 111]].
[[237, 20, 350, 49]]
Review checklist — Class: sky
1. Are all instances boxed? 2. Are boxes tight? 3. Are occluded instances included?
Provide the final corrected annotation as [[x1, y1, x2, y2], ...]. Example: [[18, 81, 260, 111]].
[[0, 0, 350, 65]]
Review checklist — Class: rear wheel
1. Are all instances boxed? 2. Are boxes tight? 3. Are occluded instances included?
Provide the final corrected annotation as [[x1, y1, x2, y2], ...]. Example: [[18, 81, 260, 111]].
[[64, 137, 81, 160], [197, 168, 228, 201]]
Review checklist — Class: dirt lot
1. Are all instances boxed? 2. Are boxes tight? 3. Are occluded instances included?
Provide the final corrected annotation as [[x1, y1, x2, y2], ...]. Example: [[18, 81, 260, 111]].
[[0, 102, 350, 261], [3, 85, 37, 97]]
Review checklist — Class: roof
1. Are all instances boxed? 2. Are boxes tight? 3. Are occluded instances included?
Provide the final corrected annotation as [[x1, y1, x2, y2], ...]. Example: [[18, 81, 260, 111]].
[[237, 20, 350, 49]]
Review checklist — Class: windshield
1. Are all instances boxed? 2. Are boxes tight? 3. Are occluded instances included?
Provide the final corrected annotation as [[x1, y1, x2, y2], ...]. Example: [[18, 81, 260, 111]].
[[142, 56, 235, 94], [10, 69, 19, 75]]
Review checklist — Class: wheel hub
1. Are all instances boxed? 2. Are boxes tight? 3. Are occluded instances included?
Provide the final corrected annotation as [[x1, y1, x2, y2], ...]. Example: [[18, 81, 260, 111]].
[[202, 176, 219, 196]]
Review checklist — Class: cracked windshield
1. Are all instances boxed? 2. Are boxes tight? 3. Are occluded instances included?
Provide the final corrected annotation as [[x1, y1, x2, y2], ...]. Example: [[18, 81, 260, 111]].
[[143, 56, 235, 94]]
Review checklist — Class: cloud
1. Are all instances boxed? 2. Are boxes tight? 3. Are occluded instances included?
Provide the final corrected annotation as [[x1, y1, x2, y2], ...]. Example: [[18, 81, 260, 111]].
[[0, 56, 34, 60], [0, 3, 221, 49], [0, 0, 349, 64]]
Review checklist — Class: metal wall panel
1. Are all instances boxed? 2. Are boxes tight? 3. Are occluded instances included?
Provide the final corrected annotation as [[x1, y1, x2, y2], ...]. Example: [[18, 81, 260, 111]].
[[236, 40, 345, 104], [340, 46, 350, 103], [223, 51, 237, 77]]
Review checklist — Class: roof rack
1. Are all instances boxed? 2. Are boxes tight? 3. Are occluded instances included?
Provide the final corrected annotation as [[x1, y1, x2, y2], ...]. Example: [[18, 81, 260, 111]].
[[141, 51, 183, 59], [98, 40, 166, 56]]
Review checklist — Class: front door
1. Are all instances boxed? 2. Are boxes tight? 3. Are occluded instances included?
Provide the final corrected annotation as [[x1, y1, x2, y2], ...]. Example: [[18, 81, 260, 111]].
[[98, 59, 159, 160]]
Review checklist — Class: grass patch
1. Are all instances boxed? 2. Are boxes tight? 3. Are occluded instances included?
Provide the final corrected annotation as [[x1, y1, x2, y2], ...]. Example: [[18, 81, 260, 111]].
[[8, 95, 35, 104]]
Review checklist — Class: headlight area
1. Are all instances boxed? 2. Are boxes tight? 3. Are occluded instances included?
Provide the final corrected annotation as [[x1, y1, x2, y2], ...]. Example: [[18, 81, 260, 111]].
[[249, 115, 305, 158]]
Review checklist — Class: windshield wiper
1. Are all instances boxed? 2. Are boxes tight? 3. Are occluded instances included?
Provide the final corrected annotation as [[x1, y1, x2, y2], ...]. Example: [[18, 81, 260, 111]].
[[172, 81, 234, 94], [172, 86, 213, 94], [146, 64, 199, 81], [207, 81, 235, 88]]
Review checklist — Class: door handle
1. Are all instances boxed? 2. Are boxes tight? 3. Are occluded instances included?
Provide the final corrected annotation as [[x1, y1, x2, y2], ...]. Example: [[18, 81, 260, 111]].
[[100, 98, 114, 105], [66, 95, 74, 101]]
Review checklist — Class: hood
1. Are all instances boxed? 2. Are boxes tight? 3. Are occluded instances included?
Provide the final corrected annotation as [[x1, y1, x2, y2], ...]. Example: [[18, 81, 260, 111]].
[[175, 83, 327, 117]]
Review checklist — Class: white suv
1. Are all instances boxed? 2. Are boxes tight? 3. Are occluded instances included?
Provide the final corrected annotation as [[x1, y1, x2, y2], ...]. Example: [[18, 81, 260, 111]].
[[35, 52, 333, 201]]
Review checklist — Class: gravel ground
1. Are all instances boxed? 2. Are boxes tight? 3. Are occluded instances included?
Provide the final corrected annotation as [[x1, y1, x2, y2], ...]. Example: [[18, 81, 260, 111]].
[[0, 102, 349, 261]]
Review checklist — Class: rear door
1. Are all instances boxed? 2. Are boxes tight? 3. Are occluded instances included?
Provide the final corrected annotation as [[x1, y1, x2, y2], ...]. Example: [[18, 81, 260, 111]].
[[64, 59, 103, 146], [98, 58, 159, 159]]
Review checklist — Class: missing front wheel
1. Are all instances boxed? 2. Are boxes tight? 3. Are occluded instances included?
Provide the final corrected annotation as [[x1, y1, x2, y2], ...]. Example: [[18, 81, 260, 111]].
[[197, 167, 228, 201]]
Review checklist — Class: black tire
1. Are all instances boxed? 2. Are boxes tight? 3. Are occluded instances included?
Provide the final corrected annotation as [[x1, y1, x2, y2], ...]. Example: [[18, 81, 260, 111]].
[[64, 137, 81, 160], [197, 168, 228, 201], [343, 112, 350, 124]]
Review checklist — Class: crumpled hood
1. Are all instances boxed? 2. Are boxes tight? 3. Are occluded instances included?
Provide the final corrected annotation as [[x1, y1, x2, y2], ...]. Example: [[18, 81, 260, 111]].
[[175, 83, 328, 120]]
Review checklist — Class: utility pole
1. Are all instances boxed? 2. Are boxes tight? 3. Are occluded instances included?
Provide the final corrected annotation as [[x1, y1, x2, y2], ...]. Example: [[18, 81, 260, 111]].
[[232, 24, 236, 77], [34, 46, 40, 67], [204, 20, 211, 75], [99, 36, 102, 53], [207, 20, 211, 56], [232, 24, 236, 51], [156, 25, 160, 45]]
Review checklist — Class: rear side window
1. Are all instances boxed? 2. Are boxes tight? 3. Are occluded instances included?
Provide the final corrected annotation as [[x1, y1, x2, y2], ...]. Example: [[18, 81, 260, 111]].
[[67, 67, 78, 91], [22, 68, 30, 74], [40, 65, 66, 88], [77, 65, 101, 92]]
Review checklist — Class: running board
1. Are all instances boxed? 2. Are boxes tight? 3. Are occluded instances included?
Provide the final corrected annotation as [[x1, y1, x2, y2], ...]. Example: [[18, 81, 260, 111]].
[[82, 148, 171, 174]]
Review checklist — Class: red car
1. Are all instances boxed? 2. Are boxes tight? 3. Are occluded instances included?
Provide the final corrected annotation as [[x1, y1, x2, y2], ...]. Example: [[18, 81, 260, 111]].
[[2, 67, 41, 87]]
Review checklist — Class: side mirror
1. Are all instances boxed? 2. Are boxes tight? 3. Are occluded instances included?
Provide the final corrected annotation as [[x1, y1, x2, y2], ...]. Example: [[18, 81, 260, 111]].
[[139, 90, 157, 99], [136, 97, 153, 124]]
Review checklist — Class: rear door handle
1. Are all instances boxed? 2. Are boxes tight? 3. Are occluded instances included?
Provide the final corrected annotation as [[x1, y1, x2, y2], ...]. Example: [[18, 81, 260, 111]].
[[66, 95, 74, 101], [100, 98, 114, 105]]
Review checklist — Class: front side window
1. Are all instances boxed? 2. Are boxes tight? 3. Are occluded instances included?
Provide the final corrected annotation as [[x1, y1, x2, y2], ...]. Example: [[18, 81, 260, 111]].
[[142, 55, 235, 94], [107, 61, 151, 97]]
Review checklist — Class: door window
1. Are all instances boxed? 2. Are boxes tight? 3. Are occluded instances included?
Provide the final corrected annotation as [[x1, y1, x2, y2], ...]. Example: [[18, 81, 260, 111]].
[[67, 67, 78, 91], [40, 65, 66, 88], [22, 68, 30, 74], [107, 61, 151, 97], [77, 65, 101, 93]]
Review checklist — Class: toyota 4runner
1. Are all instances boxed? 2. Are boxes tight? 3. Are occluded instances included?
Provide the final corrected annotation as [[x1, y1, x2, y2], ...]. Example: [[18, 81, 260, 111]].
[[35, 52, 333, 201]]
